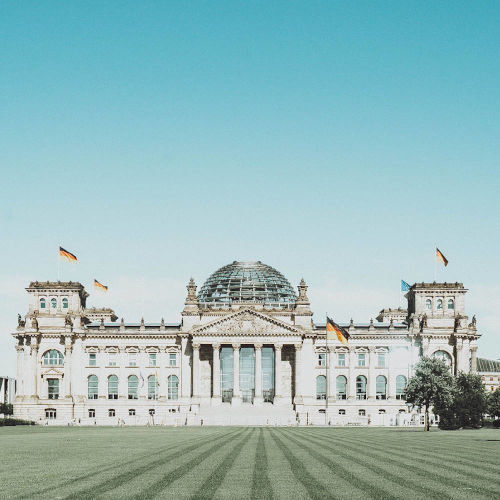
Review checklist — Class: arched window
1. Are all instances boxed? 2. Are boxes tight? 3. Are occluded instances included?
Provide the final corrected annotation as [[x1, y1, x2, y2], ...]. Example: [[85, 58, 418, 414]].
[[437, 299, 443, 310], [88, 375, 98, 399], [40, 298, 46, 309], [396, 375, 407, 400], [447, 299, 454, 310], [168, 375, 179, 400], [376, 375, 387, 400], [43, 349, 64, 366], [51, 298, 57, 309], [148, 375, 157, 400], [62, 298, 69, 309], [316, 375, 327, 400], [356, 375, 367, 400], [425, 299, 431, 310], [433, 350, 452, 367], [336, 375, 347, 400], [128, 375, 138, 399], [108, 375, 118, 399]]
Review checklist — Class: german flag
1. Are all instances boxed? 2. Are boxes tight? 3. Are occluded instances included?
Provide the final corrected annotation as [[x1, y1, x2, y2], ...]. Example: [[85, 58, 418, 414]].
[[59, 246, 77, 262], [94, 279, 108, 292], [326, 316, 349, 345], [436, 247, 448, 267]]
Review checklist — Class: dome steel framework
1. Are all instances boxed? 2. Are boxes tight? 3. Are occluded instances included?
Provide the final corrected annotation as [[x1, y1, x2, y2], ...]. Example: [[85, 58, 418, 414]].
[[197, 261, 297, 309]]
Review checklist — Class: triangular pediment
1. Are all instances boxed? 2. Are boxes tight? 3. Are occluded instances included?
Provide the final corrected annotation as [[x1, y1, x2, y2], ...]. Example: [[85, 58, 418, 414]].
[[41, 367, 64, 376], [191, 308, 300, 335]]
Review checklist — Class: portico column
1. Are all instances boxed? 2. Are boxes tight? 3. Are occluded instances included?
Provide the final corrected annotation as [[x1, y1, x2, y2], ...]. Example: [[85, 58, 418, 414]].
[[192, 343, 201, 398], [348, 348, 356, 400], [292, 344, 300, 404], [470, 346, 478, 373], [15, 345, 24, 399], [232, 343, 240, 404], [254, 344, 263, 404], [328, 346, 335, 400], [64, 341, 73, 399], [30, 338, 39, 399], [368, 347, 376, 400], [180, 336, 191, 399], [212, 344, 221, 402]]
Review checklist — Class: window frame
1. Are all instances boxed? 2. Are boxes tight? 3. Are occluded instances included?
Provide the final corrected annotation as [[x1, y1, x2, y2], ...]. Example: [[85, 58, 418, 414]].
[[87, 375, 98, 399], [47, 378, 59, 400]]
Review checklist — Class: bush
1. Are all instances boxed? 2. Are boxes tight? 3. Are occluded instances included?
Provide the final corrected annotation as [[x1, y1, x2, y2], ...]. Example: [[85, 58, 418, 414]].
[[0, 418, 35, 426], [0, 403, 13, 415], [493, 419, 500, 428]]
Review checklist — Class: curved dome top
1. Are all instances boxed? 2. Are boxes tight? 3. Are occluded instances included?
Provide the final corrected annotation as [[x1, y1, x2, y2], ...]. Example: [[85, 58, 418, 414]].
[[197, 261, 297, 308]]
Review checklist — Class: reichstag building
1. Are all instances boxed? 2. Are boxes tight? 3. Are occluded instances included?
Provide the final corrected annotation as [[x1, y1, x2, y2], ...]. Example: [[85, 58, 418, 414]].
[[12, 261, 480, 425]]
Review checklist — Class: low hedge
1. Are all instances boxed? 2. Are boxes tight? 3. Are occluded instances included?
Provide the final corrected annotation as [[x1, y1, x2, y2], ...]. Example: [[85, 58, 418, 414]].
[[0, 418, 36, 426]]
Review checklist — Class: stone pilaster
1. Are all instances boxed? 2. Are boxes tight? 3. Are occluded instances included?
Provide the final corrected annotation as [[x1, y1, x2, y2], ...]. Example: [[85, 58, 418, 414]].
[[212, 343, 221, 405], [180, 336, 191, 400], [232, 343, 241, 405], [292, 344, 300, 404], [192, 343, 201, 398], [254, 343, 263, 404], [348, 348, 356, 400], [368, 347, 376, 400]]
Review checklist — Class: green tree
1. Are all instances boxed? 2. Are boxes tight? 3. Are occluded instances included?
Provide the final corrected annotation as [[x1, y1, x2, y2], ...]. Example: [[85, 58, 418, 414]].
[[0, 403, 13, 415], [488, 387, 500, 419], [452, 372, 488, 428], [406, 357, 455, 431]]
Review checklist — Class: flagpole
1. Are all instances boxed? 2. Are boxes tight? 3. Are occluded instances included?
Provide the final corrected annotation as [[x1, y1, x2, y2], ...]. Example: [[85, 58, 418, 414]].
[[57, 246, 60, 281], [434, 245, 437, 282]]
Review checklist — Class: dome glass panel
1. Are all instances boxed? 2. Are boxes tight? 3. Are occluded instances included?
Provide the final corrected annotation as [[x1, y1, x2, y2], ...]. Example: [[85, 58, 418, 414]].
[[198, 261, 297, 309]]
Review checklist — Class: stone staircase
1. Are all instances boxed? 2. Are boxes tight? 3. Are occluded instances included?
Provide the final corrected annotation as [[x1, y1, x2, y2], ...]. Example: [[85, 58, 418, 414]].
[[196, 402, 297, 426]]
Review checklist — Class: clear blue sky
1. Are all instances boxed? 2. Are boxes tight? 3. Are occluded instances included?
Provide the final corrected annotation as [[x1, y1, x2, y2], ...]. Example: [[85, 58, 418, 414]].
[[1, 1, 499, 375]]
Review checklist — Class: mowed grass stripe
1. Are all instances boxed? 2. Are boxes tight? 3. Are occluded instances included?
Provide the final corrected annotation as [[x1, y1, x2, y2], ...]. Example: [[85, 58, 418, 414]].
[[63, 428, 244, 499], [344, 431, 500, 470], [269, 429, 336, 500], [331, 431, 500, 485], [251, 428, 273, 500], [280, 428, 447, 500], [137, 428, 248, 499], [298, 430, 497, 500], [262, 428, 311, 499], [189, 428, 256, 499], [16, 428, 228, 499]]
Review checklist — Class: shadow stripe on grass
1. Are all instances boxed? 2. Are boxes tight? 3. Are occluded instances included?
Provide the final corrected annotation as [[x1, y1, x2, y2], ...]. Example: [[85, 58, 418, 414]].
[[269, 428, 341, 500], [138, 428, 248, 499], [308, 430, 500, 497], [329, 432, 500, 484], [251, 428, 273, 500], [277, 429, 418, 500], [337, 431, 500, 471], [190, 428, 256, 499], [17, 429, 229, 499], [63, 428, 244, 500]]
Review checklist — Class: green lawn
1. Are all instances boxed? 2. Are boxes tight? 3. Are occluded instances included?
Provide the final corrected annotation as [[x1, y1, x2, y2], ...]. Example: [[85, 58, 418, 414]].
[[1, 426, 499, 499]]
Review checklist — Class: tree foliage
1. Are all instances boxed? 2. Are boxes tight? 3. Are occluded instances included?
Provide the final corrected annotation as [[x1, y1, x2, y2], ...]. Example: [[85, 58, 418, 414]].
[[488, 387, 500, 419], [406, 357, 455, 431], [0, 403, 13, 415]]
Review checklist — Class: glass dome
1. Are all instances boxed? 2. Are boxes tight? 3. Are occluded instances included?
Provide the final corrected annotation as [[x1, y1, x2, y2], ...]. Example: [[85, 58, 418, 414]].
[[198, 261, 297, 309]]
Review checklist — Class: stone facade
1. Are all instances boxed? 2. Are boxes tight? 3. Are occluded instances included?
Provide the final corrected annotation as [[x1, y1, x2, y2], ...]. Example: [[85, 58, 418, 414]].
[[12, 263, 480, 426]]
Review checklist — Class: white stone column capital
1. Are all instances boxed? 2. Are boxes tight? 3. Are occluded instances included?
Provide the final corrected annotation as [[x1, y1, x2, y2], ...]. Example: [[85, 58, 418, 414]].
[[254, 343, 263, 350]]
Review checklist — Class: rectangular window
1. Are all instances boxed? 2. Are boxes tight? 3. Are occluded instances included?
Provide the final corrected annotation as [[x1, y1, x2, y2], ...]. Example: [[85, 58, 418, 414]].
[[45, 409, 56, 419], [89, 353, 96, 366], [359, 409, 366, 416], [379, 409, 386, 414], [337, 353, 346, 367], [377, 353, 386, 367], [108, 353, 117, 366], [149, 353, 157, 367], [357, 353, 366, 367], [128, 353, 137, 366], [169, 353, 177, 366], [318, 353, 326, 367], [88, 409, 95, 418], [108, 409, 115, 417], [338, 409, 346, 415], [129, 409, 136, 416], [47, 379, 59, 400]]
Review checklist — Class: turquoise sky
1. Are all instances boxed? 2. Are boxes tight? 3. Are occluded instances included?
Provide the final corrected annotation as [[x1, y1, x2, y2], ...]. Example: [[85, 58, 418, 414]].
[[1, 2, 499, 375]]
